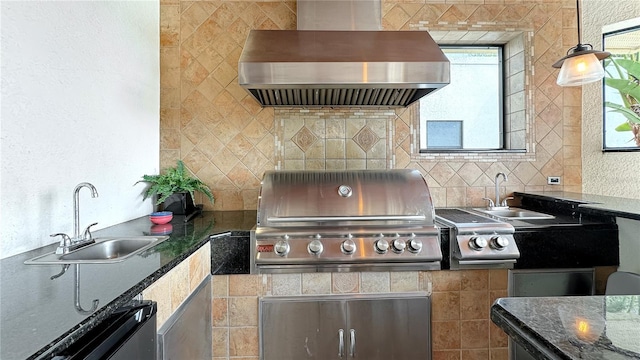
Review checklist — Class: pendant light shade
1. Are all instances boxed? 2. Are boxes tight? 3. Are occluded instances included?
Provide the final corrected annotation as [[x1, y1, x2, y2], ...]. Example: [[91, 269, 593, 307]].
[[553, 0, 610, 87], [555, 50, 607, 86]]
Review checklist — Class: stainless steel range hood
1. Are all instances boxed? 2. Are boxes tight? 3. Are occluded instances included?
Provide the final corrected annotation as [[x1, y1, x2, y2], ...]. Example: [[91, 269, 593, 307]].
[[237, 0, 450, 108]]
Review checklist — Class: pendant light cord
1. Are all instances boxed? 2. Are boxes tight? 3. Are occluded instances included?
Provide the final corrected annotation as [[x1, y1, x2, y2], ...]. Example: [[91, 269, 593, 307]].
[[567, 0, 593, 54], [576, 0, 582, 45]]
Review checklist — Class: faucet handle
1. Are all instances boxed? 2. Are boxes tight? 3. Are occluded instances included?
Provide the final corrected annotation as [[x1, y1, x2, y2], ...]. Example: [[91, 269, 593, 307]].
[[51, 233, 72, 254], [82, 222, 98, 242], [482, 197, 495, 209], [500, 197, 514, 207], [51, 233, 71, 245]]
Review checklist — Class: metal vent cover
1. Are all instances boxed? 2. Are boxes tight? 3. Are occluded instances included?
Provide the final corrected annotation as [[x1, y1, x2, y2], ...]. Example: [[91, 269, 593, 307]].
[[249, 88, 428, 107]]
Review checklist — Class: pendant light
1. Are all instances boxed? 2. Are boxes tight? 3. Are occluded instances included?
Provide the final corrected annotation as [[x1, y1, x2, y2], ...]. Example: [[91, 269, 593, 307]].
[[552, 0, 610, 87]]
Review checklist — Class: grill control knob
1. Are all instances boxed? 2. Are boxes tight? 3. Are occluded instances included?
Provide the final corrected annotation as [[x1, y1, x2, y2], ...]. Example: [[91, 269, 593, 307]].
[[274, 240, 290, 256], [469, 236, 488, 251], [490, 235, 509, 250], [308, 240, 323, 255], [407, 239, 423, 253], [392, 238, 406, 253], [341, 239, 356, 255], [374, 239, 389, 254]]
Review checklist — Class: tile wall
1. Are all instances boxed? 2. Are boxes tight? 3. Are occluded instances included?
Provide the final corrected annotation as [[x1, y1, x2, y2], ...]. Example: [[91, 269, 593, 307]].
[[159, 0, 583, 211], [158, 1, 582, 358], [212, 270, 509, 360], [142, 242, 212, 329]]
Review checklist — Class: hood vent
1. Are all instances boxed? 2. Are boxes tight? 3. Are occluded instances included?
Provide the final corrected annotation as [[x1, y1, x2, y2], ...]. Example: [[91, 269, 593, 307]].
[[238, 0, 449, 108]]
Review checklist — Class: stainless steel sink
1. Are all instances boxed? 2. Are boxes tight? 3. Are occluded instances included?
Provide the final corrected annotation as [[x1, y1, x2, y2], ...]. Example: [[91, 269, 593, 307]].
[[24, 236, 170, 265], [472, 207, 555, 220]]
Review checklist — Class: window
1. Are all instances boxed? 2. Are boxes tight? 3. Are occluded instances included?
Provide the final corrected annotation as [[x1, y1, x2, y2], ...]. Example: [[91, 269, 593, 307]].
[[602, 24, 640, 151], [420, 46, 504, 151], [426, 120, 462, 149]]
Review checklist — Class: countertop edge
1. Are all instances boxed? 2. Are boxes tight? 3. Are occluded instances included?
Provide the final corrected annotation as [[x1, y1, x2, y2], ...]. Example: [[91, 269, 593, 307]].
[[515, 192, 640, 221], [491, 302, 566, 360]]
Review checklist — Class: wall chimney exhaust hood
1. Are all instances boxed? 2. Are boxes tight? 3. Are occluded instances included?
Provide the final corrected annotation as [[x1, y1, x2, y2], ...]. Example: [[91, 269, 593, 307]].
[[237, 0, 450, 108]]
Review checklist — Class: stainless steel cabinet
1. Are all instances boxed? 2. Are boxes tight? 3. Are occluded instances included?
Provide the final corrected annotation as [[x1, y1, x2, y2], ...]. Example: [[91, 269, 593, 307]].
[[508, 269, 594, 360], [260, 293, 431, 360]]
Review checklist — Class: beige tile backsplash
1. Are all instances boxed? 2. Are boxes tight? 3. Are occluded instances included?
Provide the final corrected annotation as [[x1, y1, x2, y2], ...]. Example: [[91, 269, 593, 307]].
[[161, 0, 582, 211]]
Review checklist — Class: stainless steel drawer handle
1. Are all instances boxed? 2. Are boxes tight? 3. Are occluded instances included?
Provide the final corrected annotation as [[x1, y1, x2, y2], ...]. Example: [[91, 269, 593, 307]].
[[338, 328, 344, 358], [349, 329, 356, 357]]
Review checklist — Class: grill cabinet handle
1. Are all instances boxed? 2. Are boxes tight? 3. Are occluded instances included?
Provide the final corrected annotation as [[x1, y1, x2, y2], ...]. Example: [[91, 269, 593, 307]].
[[349, 329, 356, 357], [338, 328, 344, 358]]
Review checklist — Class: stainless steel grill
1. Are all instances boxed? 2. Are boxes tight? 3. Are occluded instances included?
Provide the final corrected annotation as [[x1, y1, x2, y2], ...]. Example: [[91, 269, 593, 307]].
[[252, 170, 442, 273], [435, 208, 520, 270]]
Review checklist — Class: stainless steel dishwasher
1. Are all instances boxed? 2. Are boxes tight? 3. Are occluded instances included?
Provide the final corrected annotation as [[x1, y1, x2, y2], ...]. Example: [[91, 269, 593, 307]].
[[53, 301, 157, 360], [259, 293, 431, 360]]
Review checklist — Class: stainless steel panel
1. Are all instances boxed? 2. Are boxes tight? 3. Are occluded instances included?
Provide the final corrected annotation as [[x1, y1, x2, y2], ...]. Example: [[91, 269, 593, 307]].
[[253, 262, 441, 273], [297, 0, 381, 30], [158, 276, 212, 360], [257, 170, 435, 227], [238, 30, 450, 107], [254, 233, 441, 264], [260, 293, 431, 360], [452, 235, 519, 261], [346, 296, 431, 360], [260, 298, 345, 360]]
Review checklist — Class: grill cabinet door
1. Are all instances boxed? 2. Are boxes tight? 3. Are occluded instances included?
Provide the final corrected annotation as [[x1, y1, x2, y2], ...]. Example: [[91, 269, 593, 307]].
[[261, 298, 345, 360], [345, 296, 431, 360]]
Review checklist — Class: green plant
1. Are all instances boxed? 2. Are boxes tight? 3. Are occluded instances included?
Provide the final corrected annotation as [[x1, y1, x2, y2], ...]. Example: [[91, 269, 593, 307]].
[[137, 160, 214, 205], [604, 54, 640, 146]]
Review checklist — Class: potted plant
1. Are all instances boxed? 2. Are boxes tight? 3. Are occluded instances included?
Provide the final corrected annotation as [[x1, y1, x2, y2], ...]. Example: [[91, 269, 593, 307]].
[[137, 160, 214, 214]]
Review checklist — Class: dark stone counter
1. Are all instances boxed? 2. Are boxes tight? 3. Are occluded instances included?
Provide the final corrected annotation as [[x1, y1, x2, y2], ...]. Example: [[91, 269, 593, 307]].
[[0, 211, 254, 360], [491, 296, 640, 360], [516, 191, 640, 221]]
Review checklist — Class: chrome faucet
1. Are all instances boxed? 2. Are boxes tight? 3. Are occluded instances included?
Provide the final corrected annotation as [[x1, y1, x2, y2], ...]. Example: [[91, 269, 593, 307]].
[[52, 183, 99, 254], [73, 182, 98, 239], [483, 172, 513, 209], [494, 172, 507, 207]]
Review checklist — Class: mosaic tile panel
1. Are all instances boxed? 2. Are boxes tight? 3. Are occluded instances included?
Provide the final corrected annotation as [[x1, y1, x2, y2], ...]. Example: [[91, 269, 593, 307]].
[[275, 109, 394, 170]]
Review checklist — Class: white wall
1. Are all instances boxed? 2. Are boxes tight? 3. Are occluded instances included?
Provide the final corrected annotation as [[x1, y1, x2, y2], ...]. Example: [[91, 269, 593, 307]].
[[582, 0, 640, 199], [0, 1, 160, 258]]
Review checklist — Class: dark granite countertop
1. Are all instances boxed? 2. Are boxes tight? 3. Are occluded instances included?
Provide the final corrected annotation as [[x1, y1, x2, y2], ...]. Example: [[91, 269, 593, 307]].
[[516, 192, 640, 221], [0, 210, 255, 360], [491, 296, 640, 360]]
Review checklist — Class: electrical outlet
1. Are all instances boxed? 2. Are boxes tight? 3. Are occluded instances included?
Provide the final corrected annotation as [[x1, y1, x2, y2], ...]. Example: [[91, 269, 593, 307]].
[[547, 176, 561, 185]]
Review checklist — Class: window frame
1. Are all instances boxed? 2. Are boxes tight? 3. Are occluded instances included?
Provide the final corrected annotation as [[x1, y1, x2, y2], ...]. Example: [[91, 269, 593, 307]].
[[419, 45, 506, 153]]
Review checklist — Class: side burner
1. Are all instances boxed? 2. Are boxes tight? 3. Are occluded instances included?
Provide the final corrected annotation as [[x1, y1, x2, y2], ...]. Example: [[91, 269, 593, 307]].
[[435, 208, 520, 270]]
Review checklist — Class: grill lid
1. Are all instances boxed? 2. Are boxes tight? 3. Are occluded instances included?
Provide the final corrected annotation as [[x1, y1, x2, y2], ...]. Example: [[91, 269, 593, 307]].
[[257, 170, 435, 228]]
